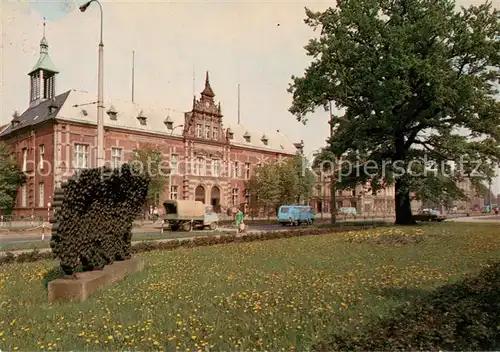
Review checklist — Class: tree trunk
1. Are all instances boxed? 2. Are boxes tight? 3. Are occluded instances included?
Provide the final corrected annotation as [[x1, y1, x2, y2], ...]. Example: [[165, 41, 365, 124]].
[[330, 176, 336, 224], [394, 177, 415, 225]]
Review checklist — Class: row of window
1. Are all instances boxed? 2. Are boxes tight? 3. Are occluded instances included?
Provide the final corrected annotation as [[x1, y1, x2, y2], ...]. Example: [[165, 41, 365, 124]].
[[19, 182, 45, 208], [132, 185, 250, 208], [21, 145, 45, 171], [22, 144, 255, 178], [18, 183, 246, 208], [196, 124, 219, 139]]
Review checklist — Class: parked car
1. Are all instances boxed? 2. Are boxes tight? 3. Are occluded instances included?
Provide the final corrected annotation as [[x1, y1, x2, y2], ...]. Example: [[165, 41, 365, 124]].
[[338, 207, 357, 216], [277, 205, 314, 226], [163, 200, 219, 231], [413, 209, 446, 222]]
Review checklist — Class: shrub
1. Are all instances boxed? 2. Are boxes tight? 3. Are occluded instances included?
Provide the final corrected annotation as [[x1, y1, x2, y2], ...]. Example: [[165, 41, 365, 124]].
[[50, 164, 150, 275], [313, 260, 500, 351]]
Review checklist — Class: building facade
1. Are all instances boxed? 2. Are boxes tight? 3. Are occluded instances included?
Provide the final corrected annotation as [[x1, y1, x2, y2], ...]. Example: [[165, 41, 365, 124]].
[[1, 32, 301, 217]]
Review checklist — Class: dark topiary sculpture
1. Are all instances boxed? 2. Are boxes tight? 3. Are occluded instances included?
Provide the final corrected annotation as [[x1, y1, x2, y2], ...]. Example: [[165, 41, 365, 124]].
[[50, 164, 150, 275]]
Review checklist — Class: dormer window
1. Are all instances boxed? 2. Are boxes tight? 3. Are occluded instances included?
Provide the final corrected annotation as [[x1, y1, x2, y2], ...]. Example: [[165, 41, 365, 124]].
[[48, 99, 58, 115], [164, 115, 173, 129], [11, 111, 20, 127], [107, 105, 118, 120], [227, 128, 234, 139], [81, 109, 88, 116], [243, 132, 251, 142], [261, 134, 268, 146], [137, 110, 147, 125]]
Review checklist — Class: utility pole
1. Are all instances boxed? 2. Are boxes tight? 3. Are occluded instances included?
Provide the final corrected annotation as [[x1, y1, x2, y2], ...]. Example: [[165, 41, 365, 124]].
[[132, 50, 135, 103], [237, 84, 241, 124]]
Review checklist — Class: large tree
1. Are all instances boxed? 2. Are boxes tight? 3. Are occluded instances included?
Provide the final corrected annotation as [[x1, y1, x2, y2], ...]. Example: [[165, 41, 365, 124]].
[[289, 0, 500, 224], [0, 141, 25, 214], [246, 154, 316, 213], [131, 145, 167, 208]]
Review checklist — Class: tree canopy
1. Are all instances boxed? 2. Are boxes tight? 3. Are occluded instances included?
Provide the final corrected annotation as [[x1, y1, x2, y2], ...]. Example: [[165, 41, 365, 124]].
[[0, 141, 25, 214], [246, 154, 316, 214], [289, 0, 500, 224], [131, 146, 167, 207]]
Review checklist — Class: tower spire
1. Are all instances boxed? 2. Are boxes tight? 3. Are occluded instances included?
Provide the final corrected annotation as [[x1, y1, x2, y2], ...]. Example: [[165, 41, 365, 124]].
[[40, 17, 48, 54], [28, 17, 59, 106], [201, 70, 215, 99]]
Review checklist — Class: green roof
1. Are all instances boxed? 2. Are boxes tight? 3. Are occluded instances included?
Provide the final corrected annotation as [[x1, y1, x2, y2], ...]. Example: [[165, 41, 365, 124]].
[[28, 53, 58, 75]]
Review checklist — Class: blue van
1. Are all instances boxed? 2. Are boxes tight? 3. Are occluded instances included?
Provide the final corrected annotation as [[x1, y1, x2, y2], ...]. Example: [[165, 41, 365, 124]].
[[278, 205, 314, 226]]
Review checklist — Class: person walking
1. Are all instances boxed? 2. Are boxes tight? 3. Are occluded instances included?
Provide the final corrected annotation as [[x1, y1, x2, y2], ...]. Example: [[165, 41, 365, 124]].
[[235, 208, 244, 234]]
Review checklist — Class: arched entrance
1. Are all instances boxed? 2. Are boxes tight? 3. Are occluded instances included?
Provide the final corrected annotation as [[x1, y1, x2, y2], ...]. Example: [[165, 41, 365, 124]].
[[195, 185, 205, 204], [210, 186, 221, 212]]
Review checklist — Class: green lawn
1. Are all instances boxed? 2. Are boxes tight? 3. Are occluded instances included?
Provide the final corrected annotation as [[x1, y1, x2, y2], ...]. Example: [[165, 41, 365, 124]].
[[0, 223, 499, 351]]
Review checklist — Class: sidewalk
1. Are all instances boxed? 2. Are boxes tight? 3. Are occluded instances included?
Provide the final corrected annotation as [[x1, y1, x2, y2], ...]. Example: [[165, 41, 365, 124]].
[[0, 231, 253, 257]]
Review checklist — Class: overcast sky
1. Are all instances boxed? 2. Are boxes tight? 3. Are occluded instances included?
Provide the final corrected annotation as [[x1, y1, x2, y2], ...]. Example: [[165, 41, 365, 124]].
[[1, 0, 499, 195]]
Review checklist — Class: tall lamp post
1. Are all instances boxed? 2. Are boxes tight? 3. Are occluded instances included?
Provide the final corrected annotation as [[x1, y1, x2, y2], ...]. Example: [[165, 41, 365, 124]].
[[167, 124, 183, 199], [80, 0, 104, 168]]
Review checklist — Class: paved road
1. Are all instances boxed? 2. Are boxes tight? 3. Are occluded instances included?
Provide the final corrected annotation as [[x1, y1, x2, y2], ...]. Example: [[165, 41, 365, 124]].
[[446, 214, 500, 222], [0, 225, 288, 245], [0, 218, 392, 245], [3, 214, 489, 246]]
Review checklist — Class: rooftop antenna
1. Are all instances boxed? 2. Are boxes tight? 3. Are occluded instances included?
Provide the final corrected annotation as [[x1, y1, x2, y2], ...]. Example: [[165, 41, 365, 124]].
[[237, 83, 241, 124], [132, 50, 135, 103], [192, 64, 195, 97]]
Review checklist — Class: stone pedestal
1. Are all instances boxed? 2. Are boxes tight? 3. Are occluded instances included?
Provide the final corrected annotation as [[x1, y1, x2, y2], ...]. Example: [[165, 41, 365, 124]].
[[48, 257, 144, 303]]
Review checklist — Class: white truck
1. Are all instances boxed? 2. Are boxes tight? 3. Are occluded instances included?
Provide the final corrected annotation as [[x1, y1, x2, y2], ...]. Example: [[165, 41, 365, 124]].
[[163, 199, 219, 231]]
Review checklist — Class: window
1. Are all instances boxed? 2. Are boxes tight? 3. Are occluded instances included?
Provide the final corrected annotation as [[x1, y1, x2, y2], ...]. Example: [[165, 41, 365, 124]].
[[245, 189, 250, 203], [170, 154, 179, 174], [21, 184, 27, 207], [38, 183, 44, 207], [74, 144, 89, 169], [196, 124, 202, 138], [352, 190, 356, 196], [205, 125, 211, 138], [233, 162, 239, 178], [154, 192, 161, 206], [111, 147, 123, 168], [213, 128, 218, 139], [232, 188, 239, 206], [22, 148, 28, 172], [316, 185, 323, 196], [337, 190, 343, 196], [245, 162, 251, 179], [170, 185, 178, 200], [39, 145, 45, 169], [212, 159, 220, 177], [195, 157, 205, 176], [200, 158, 206, 176]]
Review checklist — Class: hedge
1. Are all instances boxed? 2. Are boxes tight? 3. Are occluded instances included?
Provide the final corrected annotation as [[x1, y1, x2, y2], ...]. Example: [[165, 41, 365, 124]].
[[0, 226, 374, 266]]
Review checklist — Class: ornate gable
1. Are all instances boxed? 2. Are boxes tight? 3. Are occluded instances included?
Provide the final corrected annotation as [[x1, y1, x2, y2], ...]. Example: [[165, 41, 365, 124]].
[[184, 71, 225, 143]]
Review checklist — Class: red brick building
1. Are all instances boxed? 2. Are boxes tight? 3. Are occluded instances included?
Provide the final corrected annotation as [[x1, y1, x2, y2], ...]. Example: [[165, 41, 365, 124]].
[[1, 33, 302, 217]]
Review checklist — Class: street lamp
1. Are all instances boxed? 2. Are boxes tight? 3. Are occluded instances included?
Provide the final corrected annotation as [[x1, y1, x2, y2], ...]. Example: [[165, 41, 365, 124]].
[[170, 124, 183, 136], [167, 124, 183, 200], [80, 0, 104, 168]]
